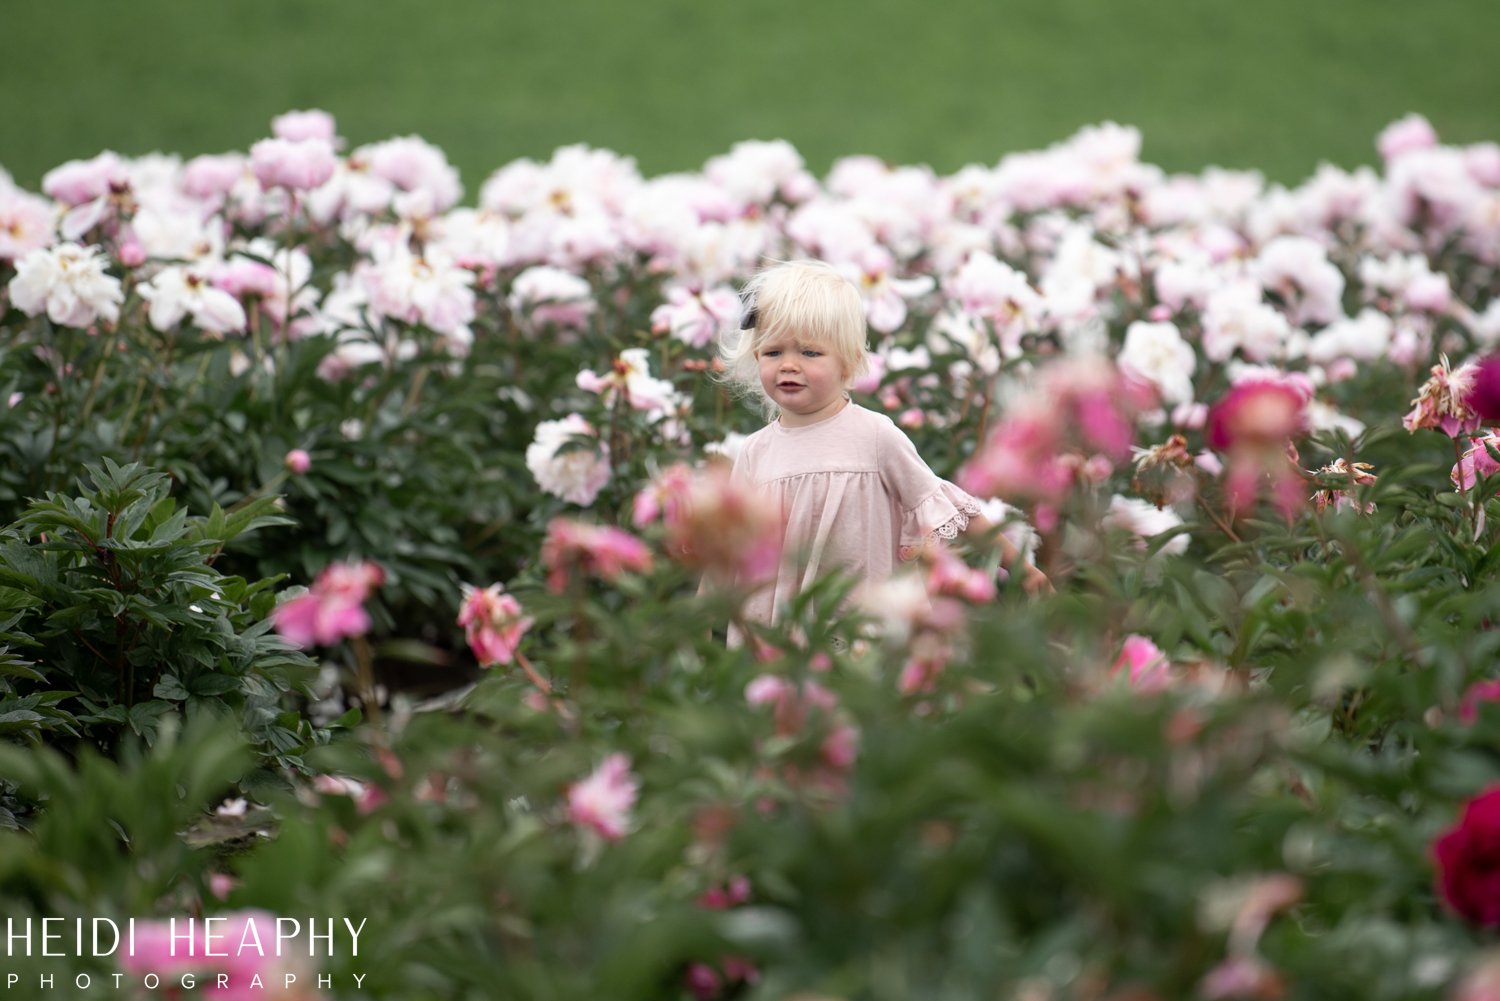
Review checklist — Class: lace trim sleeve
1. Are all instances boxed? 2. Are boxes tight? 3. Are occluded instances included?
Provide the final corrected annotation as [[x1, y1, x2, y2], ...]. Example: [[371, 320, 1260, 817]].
[[898, 493, 983, 562]]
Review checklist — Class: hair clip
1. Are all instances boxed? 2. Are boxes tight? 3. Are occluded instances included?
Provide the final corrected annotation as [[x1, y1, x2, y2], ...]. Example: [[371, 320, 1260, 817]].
[[739, 305, 758, 330]]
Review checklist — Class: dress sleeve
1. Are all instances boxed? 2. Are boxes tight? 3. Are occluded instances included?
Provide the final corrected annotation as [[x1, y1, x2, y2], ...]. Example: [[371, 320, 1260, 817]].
[[877, 418, 984, 561]]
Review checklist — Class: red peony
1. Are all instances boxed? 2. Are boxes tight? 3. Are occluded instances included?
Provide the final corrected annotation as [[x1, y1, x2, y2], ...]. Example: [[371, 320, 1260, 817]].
[[1434, 785, 1500, 926]]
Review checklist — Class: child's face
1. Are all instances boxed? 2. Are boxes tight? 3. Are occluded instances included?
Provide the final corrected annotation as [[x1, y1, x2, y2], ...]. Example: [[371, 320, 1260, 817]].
[[756, 335, 848, 427]]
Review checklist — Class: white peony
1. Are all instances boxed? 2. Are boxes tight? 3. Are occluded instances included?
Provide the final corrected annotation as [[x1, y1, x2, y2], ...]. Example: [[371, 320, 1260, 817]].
[[1103, 495, 1189, 555], [9, 242, 123, 328], [139, 264, 247, 335], [1118, 320, 1197, 406], [526, 414, 611, 506]]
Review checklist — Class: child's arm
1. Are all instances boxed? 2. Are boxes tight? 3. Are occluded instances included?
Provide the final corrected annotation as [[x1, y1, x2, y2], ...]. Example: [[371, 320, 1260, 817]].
[[963, 511, 1053, 595]]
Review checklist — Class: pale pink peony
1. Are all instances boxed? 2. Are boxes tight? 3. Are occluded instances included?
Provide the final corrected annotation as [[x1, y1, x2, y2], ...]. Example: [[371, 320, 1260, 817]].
[[541, 519, 653, 593], [0, 189, 57, 261], [42, 151, 127, 206], [182, 153, 248, 201], [284, 449, 312, 474], [8, 242, 124, 328], [507, 265, 596, 330], [567, 753, 638, 841], [272, 108, 339, 144], [356, 135, 462, 211], [575, 347, 682, 417], [650, 283, 742, 348], [457, 584, 533, 666], [1377, 113, 1439, 162], [525, 414, 611, 506], [269, 560, 384, 648], [647, 464, 782, 585], [249, 137, 338, 192]]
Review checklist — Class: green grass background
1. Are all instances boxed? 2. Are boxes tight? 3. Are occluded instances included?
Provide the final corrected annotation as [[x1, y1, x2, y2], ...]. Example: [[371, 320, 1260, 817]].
[[4, 0, 1497, 197]]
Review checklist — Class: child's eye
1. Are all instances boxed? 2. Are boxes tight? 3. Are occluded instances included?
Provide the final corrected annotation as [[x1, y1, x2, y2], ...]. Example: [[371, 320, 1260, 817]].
[[762, 349, 781, 357], [802, 350, 822, 357]]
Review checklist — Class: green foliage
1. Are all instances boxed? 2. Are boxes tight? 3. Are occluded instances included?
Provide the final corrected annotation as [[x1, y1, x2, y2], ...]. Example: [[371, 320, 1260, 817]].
[[0, 460, 327, 814]]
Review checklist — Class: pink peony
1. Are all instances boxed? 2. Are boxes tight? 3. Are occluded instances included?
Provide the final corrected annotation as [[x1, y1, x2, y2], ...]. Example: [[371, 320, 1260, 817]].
[[284, 449, 312, 474], [456, 583, 534, 666], [1459, 680, 1500, 725], [1112, 634, 1171, 691], [541, 519, 653, 593], [120, 910, 321, 1000], [269, 560, 384, 648], [1452, 433, 1500, 492], [566, 753, 638, 840], [1206, 379, 1308, 452], [249, 137, 338, 192], [1406, 357, 1480, 438]]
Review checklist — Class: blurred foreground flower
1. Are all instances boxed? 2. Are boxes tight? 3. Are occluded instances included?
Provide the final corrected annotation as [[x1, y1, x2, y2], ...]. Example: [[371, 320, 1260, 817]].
[[541, 518, 653, 593], [269, 560, 384, 648], [567, 753, 638, 841], [1434, 785, 1500, 927], [637, 463, 781, 585], [1206, 378, 1310, 519], [1452, 433, 1500, 492], [121, 910, 322, 1000]]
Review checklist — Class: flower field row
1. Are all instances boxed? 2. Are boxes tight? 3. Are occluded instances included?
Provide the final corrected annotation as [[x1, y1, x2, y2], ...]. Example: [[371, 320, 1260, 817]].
[[1, 110, 1500, 999]]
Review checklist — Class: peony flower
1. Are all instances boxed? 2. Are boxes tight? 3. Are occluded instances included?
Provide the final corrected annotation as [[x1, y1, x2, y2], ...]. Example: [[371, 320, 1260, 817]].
[[272, 108, 339, 144], [1377, 113, 1439, 161], [1453, 433, 1500, 492], [1103, 494, 1189, 554], [1459, 680, 1500, 725], [457, 583, 533, 666], [1433, 785, 1500, 927], [1464, 355, 1500, 423], [139, 264, 249, 336], [121, 910, 322, 1000], [0, 189, 57, 261], [249, 137, 338, 192], [1406, 356, 1481, 437], [540, 519, 653, 593], [1118, 319, 1196, 406], [650, 283, 740, 348], [647, 464, 781, 585], [1112, 634, 1171, 691], [1206, 379, 1308, 452], [284, 449, 312, 474], [575, 347, 683, 418], [8, 242, 124, 328], [525, 414, 611, 506], [356, 135, 462, 212], [507, 265, 596, 330], [567, 753, 638, 841], [269, 560, 384, 648], [1309, 458, 1377, 514]]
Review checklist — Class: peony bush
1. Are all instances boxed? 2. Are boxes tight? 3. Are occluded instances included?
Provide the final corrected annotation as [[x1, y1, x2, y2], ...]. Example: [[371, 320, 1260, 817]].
[[1, 110, 1500, 998]]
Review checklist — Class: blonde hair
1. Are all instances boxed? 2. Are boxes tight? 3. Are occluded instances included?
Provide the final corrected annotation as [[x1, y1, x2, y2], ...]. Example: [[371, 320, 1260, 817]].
[[720, 259, 869, 416]]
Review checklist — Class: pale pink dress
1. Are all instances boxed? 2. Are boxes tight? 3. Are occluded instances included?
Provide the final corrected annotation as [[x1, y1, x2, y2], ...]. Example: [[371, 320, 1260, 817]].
[[730, 402, 983, 628]]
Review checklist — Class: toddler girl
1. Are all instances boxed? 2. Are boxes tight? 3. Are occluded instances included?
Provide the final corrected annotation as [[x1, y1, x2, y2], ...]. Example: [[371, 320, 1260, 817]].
[[721, 259, 1047, 633]]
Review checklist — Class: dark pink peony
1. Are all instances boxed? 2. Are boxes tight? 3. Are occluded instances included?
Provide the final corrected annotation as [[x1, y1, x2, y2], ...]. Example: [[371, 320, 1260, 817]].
[[1433, 785, 1500, 927], [1463, 354, 1500, 423]]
